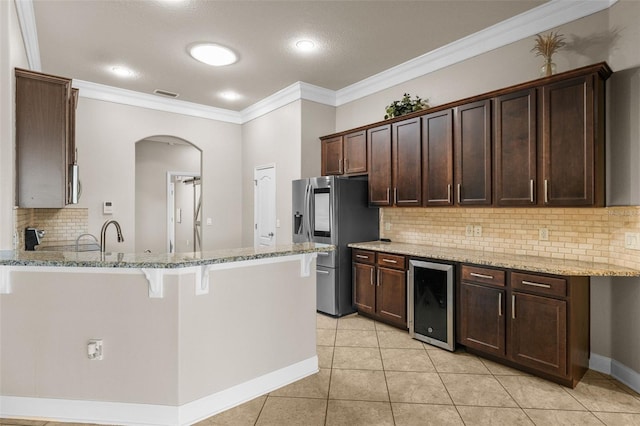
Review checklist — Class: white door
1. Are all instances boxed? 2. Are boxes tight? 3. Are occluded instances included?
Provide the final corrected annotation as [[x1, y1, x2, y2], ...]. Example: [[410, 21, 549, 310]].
[[254, 165, 276, 247]]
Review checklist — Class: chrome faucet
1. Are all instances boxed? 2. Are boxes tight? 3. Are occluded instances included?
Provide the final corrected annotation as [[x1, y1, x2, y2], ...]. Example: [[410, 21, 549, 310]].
[[100, 220, 124, 252]]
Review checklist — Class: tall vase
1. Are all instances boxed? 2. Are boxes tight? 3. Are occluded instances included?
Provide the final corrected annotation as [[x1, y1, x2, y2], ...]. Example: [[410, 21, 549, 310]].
[[541, 58, 556, 77]]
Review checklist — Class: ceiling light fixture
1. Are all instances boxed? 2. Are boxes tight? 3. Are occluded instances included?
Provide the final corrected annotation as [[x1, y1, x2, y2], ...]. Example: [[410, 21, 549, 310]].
[[295, 39, 316, 52], [110, 65, 136, 78], [219, 91, 241, 101], [189, 43, 238, 66]]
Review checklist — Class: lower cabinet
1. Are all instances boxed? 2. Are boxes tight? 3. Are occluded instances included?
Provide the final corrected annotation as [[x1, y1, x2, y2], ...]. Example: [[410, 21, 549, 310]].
[[353, 249, 407, 329], [458, 264, 589, 388]]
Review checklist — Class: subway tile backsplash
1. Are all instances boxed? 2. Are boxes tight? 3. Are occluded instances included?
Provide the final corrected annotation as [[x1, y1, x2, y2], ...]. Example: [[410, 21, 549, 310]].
[[14, 208, 88, 250], [381, 206, 640, 270]]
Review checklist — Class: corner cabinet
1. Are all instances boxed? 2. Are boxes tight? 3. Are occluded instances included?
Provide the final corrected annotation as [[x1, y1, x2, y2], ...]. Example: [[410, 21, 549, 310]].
[[353, 249, 407, 329], [458, 264, 590, 388], [15, 68, 79, 208]]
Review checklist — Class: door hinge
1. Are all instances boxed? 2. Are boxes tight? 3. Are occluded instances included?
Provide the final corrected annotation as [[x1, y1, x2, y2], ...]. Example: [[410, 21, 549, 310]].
[[254, 179, 258, 186], [254, 223, 257, 230]]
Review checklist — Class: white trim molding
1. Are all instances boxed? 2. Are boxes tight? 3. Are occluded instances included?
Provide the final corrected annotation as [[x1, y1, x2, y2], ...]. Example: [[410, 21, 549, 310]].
[[0, 356, 318, 426], [590, 353, 640, 393], [15, 0, 618, 122]]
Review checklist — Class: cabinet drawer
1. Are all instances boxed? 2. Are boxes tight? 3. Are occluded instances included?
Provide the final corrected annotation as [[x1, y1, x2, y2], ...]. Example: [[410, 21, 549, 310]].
[[511, 272, 566, 298], [377, 253, 406, 270], [461, 265, 505, 287], [352, 249, 375, 265]]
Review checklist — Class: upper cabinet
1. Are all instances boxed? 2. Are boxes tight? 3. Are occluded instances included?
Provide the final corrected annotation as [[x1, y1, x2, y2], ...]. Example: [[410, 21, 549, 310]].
[[321, 130, 368, 177], [320, 62, 612, 208], [15, 68, 79, 208], [494, 89, 537, 206], [455, 100, 492, 206], [540, 74, 604, 206]]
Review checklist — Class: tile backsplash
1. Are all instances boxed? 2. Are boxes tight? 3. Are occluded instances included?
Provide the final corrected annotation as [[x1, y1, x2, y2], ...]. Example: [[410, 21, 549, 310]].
[[14, 208, 88, 250], [381, 206, 640, 270]]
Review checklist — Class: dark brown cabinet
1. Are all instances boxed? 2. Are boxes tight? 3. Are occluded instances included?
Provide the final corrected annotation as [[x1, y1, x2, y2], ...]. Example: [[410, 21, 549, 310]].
[[459, 265, 506, 357], [454, 99, 492, 205], [321, 131, 368, 177], [494, 89, 537, 206], [392, 118, 422, 206], [422, 109, 454, 206], [321, 135, 343, 176], [15, 68, 78, 208], [367, 125, 392, 206], [540, 74, 605, 206], [459, 264, 590, 388], [353, 249, 407, 328]]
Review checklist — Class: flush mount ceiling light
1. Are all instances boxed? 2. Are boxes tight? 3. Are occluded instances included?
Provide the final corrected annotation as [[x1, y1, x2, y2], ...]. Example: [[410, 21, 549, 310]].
[[219, 91, 241, 101], [189, 43, 237, 66], [110, 65, 136, 78], [295, 39, 316, 52]]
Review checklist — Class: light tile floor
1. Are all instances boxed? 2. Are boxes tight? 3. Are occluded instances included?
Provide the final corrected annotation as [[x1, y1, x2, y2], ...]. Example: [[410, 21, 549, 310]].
[[2, 313, 640, 426]]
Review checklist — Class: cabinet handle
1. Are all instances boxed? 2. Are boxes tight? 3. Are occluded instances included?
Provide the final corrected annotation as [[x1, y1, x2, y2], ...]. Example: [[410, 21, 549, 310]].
[[339, 159, 343, 173], [512, 295, 516, 319], [386, 187, 390, 203], [356, 254, 369, 259], [521, 280, 551, 289], [316, 270, 330, 275], [457, 184, 462, 204], [345, 158, 349, 171], [382, 259, 397, 264], [470, 272, 493, 280], [318, 252, 329, 256], [498, 293, 502, 317], [544, 179, 549, 204], [394, 188, 398, 204], [447, 184, 452, 204], [370, 268, 374, 286], [530, 179, 535, 203], [377, 269, 380, 286]]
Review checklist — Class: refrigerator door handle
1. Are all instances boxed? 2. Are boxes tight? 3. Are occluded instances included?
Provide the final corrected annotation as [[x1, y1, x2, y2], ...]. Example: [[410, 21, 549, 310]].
[[305, 183, 313, 241]]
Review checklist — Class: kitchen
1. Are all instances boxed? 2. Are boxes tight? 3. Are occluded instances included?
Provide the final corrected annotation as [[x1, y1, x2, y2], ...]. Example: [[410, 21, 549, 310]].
[[1, 0, 640, 425]]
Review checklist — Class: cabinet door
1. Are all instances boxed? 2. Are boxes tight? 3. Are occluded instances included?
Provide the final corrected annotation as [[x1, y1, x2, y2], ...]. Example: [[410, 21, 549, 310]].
[[16, 69, 71, 208], [393, 118, 422, 206], [321, 136, 343, 176], [367, 125, 392, 206], [377, 267, 407, 327], [455, 100, 492, 205], [422, 109, 454, 206], [510, 292, 567, 377], [344, 130, 367, 175], [459, 282, 506, 357], [353, 263, 375, 315], [541, 75, 595, 206], [494, 89, 537, 206]]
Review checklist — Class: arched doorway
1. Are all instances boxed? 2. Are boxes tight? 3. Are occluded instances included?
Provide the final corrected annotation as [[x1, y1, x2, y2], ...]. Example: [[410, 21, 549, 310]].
[[135, 135, 202, 253]]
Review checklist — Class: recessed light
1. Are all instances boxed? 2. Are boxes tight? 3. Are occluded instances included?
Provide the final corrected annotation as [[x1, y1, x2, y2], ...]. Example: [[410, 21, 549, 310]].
[[219, 91, 241, 101], [189, 43, 237, 66], [110, 65, 136, 78], [295, 39, 316, 52]]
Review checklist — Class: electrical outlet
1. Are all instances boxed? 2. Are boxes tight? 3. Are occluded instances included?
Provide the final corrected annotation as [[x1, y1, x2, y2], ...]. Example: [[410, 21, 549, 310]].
[[87, 339, 103, 360], [465, 225, 473, 237], [385, 222, 392, 231], [539, 228, 549, 241], [473, 226, 482, 237], [625, 232, 640, 250]]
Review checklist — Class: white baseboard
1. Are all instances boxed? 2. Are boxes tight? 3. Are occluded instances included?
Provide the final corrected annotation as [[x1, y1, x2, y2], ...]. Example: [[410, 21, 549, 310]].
[[0, 356, 318, 426], [590, 353, 640, 393]]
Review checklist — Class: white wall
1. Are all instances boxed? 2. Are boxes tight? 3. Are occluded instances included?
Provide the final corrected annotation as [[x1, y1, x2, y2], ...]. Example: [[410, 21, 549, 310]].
[[241, 101, 302, 247], [75, 97, 243, 252], [0, 0, 28, 250], [301, 100, 335, 178], [135, 139, 200, 253]]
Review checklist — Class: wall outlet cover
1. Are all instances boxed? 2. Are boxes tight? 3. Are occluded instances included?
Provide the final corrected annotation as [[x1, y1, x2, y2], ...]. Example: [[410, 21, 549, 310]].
[[539, 228, 549, 241], [465, 225, 473, 237], [473, 226, 482, 237]]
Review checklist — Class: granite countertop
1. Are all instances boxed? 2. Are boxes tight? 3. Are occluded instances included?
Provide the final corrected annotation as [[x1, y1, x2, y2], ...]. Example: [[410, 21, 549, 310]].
[[349, 241, 640, 277], [0, 243, 334, 269]]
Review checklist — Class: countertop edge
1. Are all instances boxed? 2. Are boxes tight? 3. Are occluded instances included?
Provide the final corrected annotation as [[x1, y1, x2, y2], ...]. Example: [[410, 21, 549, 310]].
[[348, 241, 640, 277]]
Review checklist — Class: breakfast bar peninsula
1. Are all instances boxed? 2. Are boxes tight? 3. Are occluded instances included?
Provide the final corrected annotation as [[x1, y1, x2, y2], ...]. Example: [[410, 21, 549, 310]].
[[0, 243, 330, 425]]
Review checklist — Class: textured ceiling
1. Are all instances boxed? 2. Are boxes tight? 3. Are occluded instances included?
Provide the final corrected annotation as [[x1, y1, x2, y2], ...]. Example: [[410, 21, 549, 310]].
[[32, 0, 546, 111]]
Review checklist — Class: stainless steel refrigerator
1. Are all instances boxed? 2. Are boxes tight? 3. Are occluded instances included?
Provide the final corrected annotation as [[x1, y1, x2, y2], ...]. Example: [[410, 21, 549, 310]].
[[292, 176, 379, 316]]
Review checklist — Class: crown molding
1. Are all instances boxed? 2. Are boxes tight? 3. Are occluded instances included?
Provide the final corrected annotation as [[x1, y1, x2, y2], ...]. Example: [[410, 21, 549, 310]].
[[14, 0, 41, 71], [73, 79, 243, 124], [240, 81, 336, 123], [335, 0, 618, 106], [16, 0, 617, 123]]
